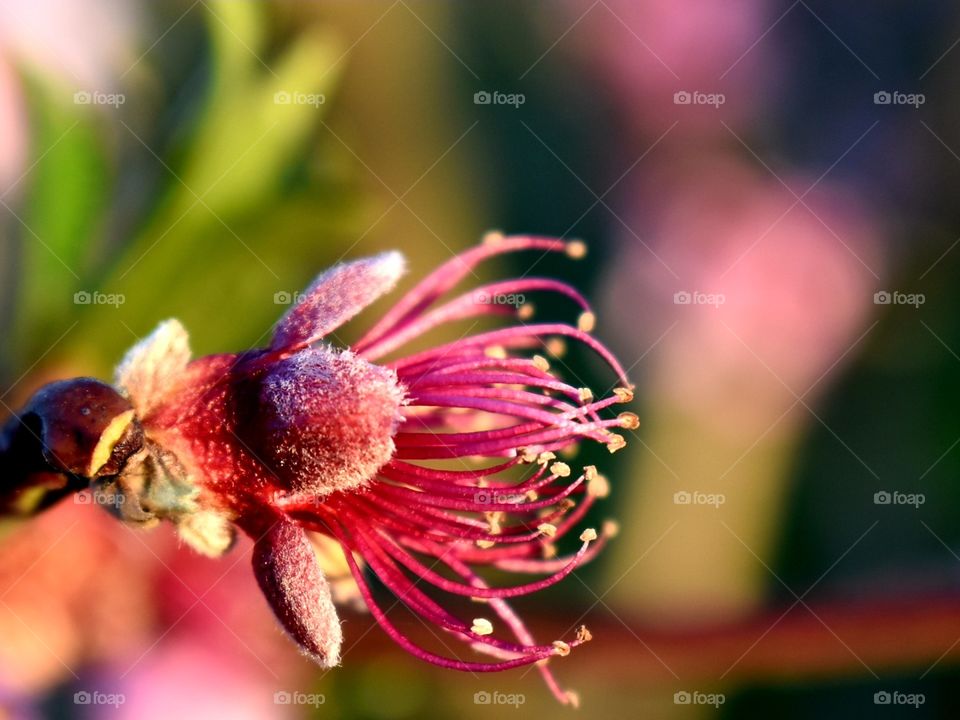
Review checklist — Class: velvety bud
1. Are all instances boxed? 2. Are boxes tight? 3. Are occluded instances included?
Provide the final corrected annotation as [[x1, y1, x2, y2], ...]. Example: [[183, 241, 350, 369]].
[[252, 517, 342, 666], [252, 346, 404, 495]]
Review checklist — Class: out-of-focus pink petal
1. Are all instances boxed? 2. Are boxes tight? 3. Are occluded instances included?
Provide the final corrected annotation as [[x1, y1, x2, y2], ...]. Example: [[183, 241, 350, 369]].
[[270, 252, 406, 352]]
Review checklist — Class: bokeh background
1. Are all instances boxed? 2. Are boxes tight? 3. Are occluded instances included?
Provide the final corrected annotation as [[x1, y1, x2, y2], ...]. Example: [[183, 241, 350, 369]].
[[2, 1, 960, 718]]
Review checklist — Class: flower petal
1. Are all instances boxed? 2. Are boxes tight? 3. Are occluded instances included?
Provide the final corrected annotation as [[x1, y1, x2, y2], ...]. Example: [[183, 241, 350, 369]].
[[114, 319, 191, 415], [270, 252, 406, 352], [252, 517, 343, 667]]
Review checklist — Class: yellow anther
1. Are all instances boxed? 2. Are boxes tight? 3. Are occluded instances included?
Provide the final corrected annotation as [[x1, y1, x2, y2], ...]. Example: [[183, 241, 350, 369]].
[[587, 473, 610, 498], [606, 434, 626, 453], [618, 412, 640, 430], [579, 528, 598, 542], [546, 338, 567, 357], [565, 240, 587, 259], [471, 618, 494, 635], [550, 462, 571, 478], [538, 523, 558, 538], [537, 451, 556, 465], [577, 311, 596, 333], [520, 447, 539, 463]]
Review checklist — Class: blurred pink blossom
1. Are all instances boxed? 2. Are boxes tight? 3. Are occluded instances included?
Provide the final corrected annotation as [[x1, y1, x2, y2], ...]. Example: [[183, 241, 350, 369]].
[[557, 0, 776, 136], [0, 58, 27, 195], [604, 153, 882, 436], [109, 640, 296, 720], [0, 0, 140, 92]]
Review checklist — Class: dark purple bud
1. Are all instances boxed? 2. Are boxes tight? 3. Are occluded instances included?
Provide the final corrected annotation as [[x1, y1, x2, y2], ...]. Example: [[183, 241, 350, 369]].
[[0, 378, 143, 515], [25, 378, 143, 478]]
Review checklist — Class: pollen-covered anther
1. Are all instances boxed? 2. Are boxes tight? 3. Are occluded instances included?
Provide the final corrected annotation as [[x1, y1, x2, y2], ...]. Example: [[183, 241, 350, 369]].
[[565, 240, 587, 259], [583, 465, 598, 481], [532, 354, 550, 371], [579, 528, 598, 543], [578, 387, 594, 403], [525, 489, 539, 502], [518, 303, 535, 320], [538, 522, 558, 538], [476, 539, 496, 549], [486, 511, 504, 535], [519, 447, 539, 463], [543, 542, 557, 558], [603, 520, 620, 538], [546, 338, 567, 357], [576, 625, 593, 644], [587, 473, 610, 498], [606, 434, 627, 453], [618, 412, 640, 430], [484, 345, 508, 359], [577, 311, 596, 333], [482, 230, 505, 245], [552, 640, 571, 656], [537, 451, 556, 465], [471, 618, 494, 636], [613, 387, 634, 403], [550, 462, 571, 478]]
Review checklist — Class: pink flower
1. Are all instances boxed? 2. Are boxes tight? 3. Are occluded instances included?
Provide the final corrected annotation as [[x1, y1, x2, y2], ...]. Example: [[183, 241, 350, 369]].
[[2, 236, 632, 704]]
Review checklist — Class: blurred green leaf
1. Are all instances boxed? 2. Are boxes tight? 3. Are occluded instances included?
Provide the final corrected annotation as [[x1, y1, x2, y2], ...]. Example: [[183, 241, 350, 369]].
[[62, 3, 352, 368], [14, 79, 109, 364]]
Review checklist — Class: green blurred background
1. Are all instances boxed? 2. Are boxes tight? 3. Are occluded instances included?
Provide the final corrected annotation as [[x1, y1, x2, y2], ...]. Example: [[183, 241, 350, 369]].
[[2, 1, 960, 718]]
